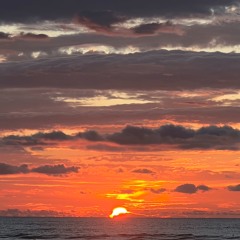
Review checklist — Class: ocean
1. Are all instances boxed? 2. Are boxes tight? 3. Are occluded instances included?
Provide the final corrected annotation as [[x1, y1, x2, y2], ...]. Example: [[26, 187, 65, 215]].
[[0, 217, 239, 240]]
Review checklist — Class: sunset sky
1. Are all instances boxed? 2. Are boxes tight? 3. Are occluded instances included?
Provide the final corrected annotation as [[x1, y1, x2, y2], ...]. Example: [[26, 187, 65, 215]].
[[0, 0, 240, 218]]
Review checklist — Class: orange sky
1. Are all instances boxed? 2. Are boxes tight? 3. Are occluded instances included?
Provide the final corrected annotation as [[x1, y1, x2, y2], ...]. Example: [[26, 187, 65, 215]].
[[0, 0, 240, 218], [1, 138, 239, 217]]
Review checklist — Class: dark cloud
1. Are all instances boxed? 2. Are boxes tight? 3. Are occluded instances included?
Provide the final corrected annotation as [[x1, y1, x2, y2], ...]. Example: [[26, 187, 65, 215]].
[[77, 130, 104, 141], [2, 21, 240, 59], [1, 130, 102, 146], [175, 184, 198, 194], [32, 164, 79, 175], [107, 125, 240, 150], [132, 21, 183, 36], [0, 163, 29, 174], [0, 32, 10, 40], [2, 135, 44, 146], [0, 50, 239, 90], [132, 168, 155, 174], [17, 32, 49, 40], [174, 184, 212, 194], [197, 185, 212, 191], [108, 126, 160, 145], [0, 0, 237, 23], [33, 131, 70, 140], [1, 124, 240, 150], [0, 163, 79, 176], [227, 184, 240, 191], [2, 131, 70, 146], [0, 32, 48, 42], [74, 10, 125, 34]]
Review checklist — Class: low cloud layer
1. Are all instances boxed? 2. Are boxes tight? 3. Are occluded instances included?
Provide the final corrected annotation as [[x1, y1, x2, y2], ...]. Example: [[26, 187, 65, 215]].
[[1, 124, 240, 150], [174, 184, 211, 194], [0, 208, 69, 217], [0, 163, 79, 176], [107, 125, 240, 150]]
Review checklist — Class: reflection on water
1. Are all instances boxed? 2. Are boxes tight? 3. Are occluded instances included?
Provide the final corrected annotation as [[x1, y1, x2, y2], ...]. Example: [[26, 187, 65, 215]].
[[0, 217, 239, 239]]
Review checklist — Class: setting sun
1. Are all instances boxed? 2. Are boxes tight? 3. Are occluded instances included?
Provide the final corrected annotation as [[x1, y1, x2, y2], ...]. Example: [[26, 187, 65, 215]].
[[109, 207, 129, 218]]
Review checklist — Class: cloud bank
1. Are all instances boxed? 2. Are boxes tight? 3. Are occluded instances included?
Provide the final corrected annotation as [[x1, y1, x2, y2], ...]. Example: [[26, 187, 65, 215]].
[[0, 163, 79, 175], [1, 124, 240, 150], [0, 51, 239, 90]]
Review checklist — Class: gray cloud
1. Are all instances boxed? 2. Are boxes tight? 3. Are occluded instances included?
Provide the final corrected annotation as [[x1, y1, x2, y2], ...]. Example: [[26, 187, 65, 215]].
[[0, 107, 239, 131], [197, 185, 212, 191], [0, 32, 10, 40], [1, 50, 239, 90], [132, 21, 183, 36], [107, 125, 240, 150], [0, 163, 79, 175], [17, 32, 49, 40], [0, 32, 49, 42], [1, 124, 240, 150], [0, 163, 29, 174], [33, 131, 70, 140], [0, 0, 238, 23], [0, 90, 239, 130], [77, 130, 104, 141], [2, 21, 240, 59], [74, 10, 126, 34], [2, 131, 70, 146], [227, 184, 240, 191], [174, 184, 212, 194], [31, 164, 79, 175], [108, 125, 195, 144], [132, 168, 155, 174]]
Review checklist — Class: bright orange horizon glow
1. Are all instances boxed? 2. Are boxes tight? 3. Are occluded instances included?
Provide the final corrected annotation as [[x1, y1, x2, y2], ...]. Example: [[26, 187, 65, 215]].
[[109, 207, 129, 218]]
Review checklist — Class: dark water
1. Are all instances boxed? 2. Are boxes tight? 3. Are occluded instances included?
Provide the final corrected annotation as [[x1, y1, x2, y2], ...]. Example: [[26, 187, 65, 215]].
[[0, 217, 239, 240]]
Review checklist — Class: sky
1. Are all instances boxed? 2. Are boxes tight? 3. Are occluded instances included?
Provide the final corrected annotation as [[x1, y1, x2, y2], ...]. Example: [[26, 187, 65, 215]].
[[0, 0, 240, 218]]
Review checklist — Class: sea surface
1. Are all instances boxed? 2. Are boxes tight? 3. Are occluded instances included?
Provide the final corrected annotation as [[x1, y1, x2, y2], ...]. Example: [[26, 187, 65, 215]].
[[0, 217, 239, 240]]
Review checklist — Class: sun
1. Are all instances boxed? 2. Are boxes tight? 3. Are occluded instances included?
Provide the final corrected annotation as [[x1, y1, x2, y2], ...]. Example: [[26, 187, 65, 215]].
[[109, 207, 129, 218]]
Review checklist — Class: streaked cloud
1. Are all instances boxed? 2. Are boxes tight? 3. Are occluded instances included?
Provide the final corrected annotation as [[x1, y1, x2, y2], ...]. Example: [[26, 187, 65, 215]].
[[0, 51, 239, 90]]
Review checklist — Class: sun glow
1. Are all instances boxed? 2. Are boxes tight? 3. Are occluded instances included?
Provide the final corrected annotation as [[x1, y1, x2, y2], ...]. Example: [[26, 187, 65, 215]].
[[109, 207, 129, 218]]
